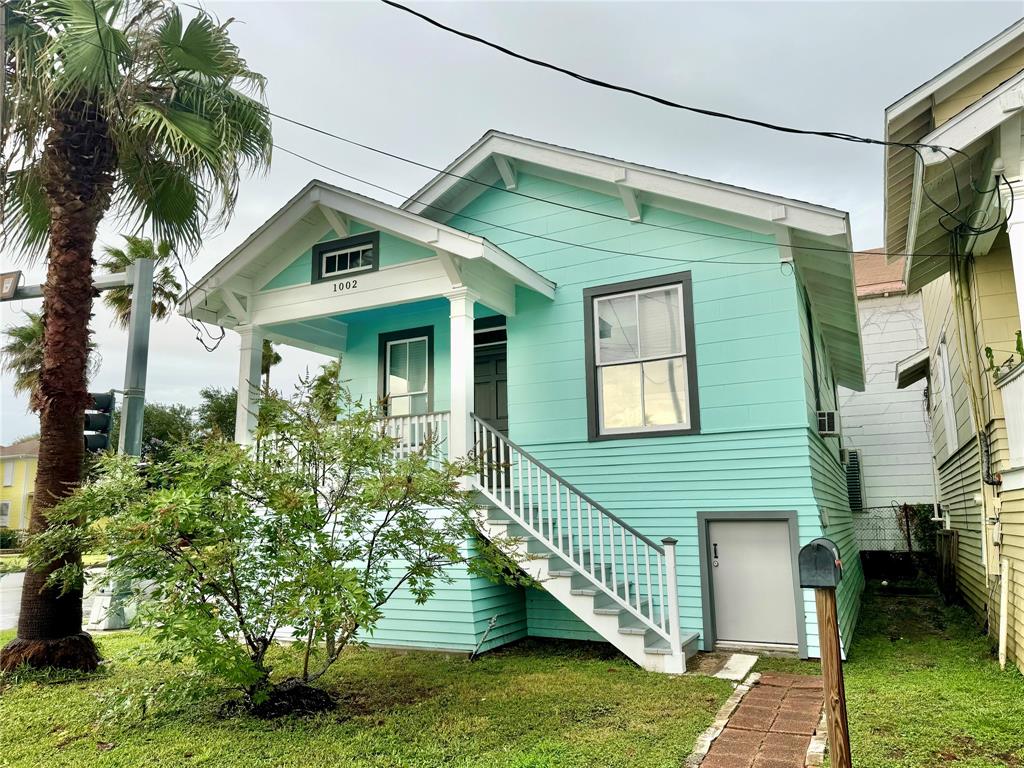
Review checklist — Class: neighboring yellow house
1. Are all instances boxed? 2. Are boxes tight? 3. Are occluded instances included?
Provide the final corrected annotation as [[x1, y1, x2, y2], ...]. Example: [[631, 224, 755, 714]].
[[885, 19, 1024, 672], [0, 439, 38, 533]]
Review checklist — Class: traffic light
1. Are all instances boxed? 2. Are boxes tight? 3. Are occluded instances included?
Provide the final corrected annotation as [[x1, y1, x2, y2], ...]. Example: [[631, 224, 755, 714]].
[[85, 391, 116, 453]]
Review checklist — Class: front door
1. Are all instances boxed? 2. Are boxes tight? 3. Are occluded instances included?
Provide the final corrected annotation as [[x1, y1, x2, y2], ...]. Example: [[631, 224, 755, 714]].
[[474, 346, 508, 433], [708, 519, 799, 647]]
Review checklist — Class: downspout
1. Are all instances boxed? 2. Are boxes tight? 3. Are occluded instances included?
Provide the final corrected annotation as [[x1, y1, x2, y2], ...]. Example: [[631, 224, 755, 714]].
[[949, 243, 994, 576]]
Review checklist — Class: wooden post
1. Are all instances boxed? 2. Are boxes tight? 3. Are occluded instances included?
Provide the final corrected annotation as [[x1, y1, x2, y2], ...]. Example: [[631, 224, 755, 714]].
[[814, 587, 852, 768]]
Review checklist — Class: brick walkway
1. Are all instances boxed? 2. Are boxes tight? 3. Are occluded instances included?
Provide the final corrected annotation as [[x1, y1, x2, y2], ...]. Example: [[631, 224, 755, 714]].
[[701, 674, 824, 768]]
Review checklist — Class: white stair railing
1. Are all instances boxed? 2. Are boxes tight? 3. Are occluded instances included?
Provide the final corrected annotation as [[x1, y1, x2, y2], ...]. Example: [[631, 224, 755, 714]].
[[381, 411, 450, 467], [472, 415, 681, 653]]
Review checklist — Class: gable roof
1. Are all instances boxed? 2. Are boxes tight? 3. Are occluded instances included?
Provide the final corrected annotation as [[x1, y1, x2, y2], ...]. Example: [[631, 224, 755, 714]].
[[402, 130, 863, 390], [180, 179, 555, 319], [884, 19, 1024, 264], [403, 131, 850, 238]]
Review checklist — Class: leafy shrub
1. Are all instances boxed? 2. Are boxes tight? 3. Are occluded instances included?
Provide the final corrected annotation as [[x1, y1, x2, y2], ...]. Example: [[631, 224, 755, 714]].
[[27, 373, 525, 712], [0, 528, 24, 549]]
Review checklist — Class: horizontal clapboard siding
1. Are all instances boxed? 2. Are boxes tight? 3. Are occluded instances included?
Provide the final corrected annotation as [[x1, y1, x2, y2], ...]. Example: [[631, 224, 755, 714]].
[[449, 173, 853, 655], [938, 441, 988, 619], [808, 434, 865, 656], [837, 293, 935, 508], [509, 430, 834, 655], [454, 174, 810, 444], [999, 488, 1024, 670], [260, 171, 864, 659], [526, 590, 604, 642], [798, 280, 864, 655]]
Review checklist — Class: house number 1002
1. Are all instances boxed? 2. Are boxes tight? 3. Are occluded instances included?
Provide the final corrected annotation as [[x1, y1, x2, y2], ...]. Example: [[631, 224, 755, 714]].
[[333, 279, 358, 292]]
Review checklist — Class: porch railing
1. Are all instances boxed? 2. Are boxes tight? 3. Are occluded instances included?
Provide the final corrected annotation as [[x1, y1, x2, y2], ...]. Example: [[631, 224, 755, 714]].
[[472, 415, 681, 651], [380, 411, 450, 466]]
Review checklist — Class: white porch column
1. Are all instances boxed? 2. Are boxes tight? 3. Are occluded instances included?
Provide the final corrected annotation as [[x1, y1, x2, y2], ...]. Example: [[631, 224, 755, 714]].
[[234, 325, 264, 446], [447, 287, 477, 461]]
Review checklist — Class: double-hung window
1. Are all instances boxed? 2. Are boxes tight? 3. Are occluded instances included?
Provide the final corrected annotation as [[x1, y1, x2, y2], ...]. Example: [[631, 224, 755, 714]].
[[584, 271, 699, 439], [379, 327, 433, 416]]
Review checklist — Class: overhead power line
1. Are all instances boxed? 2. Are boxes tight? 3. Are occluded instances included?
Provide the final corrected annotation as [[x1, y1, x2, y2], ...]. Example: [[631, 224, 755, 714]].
[[272, 112, 977, 261], [378, 0, 1020, 239], [11, 1, 1002, 266], [274, 144, 782, 267], [379, 0, 946, 154]]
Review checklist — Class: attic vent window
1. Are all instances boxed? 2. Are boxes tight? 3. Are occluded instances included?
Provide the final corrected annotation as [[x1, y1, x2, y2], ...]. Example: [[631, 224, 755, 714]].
[[312, 232, 380, 282], [323, 244, 373, 277]]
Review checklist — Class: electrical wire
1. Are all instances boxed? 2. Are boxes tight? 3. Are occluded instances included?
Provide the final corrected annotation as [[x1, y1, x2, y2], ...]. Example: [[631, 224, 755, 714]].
[[170, 247, 227, 353], [378, 0, 985, 156], [273, 113, 987, 261], [377, 0, 1023, 237], [15, 0, 1009, 260], [274, 144, 784, 267]]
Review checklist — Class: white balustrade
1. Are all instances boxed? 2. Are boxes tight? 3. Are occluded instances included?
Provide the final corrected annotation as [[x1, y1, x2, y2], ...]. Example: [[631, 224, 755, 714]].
[[380, 411, 450, 466], [472, 415, 682, 651]]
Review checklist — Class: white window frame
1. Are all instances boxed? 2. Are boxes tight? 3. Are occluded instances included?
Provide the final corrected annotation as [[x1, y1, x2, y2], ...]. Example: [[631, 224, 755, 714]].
[[2, 461, 13, 487], [385, 335, 431, 415], [320, 242, 375, 279], [936, 336, 959, 457], [593, 282, 690, 435], [0, 501, 9, 527]]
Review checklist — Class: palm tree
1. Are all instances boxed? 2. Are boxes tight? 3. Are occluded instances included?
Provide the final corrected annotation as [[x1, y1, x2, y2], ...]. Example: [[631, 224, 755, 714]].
[[1, 311, 99, 410], [0, 0, 272, 671], [261, 339, 282, 392], [100, 237, 183, 330]]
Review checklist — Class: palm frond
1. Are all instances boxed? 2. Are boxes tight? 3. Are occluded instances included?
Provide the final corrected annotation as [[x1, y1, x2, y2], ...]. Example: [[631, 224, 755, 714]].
[[2, 0, 272, 259], [2, 165, 51, 260], [99, 235, 183, 329], [1, 310, 100, 409]]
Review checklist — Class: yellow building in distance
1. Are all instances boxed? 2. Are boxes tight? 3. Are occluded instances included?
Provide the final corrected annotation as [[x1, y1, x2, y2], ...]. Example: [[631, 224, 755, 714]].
[[0, 439, 38, 533]]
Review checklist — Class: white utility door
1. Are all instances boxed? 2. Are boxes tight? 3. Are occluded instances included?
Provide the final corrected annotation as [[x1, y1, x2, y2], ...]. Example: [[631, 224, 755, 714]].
[[708, 520, 799, 646]]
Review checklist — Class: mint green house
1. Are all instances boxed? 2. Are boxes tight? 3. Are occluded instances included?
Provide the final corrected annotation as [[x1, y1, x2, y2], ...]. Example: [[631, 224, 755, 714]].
[[183, 132, 865, 672]]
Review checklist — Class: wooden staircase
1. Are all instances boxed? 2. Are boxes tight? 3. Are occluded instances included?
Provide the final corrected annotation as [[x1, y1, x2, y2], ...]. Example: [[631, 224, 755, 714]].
[[471, 416, 699, 673]]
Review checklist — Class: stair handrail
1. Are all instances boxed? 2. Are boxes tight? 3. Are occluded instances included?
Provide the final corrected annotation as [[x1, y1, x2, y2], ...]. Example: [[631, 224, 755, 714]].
[[471, 415, 664, 554], [472, 414, 681, 647]]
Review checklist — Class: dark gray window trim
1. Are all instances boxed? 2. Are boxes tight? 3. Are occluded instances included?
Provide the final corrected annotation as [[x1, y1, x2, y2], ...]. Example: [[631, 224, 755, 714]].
[[311, 231, 381, 283], [377, 326, 435, 414], [583, 270, 700, 441], [695, 510, 809, 659]]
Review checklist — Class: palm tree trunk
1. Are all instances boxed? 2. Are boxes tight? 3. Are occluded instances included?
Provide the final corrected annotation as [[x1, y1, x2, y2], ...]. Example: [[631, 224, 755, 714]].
[[0, 102, 116, 672]]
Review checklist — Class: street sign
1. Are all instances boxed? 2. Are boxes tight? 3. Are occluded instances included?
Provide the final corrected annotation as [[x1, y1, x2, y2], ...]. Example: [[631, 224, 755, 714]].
[[0, 271, 21, 300]]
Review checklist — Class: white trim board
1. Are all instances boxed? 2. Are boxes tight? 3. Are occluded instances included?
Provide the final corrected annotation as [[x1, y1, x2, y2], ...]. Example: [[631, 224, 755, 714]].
[[401, 131, 851, 240]]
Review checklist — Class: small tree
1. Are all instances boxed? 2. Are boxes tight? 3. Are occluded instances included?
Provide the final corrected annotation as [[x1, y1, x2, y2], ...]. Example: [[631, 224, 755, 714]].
[[195, 387, 237, 440], [261, 339, 282, 393], [109, 402, 195, 461], [30, 374, 524, 713]]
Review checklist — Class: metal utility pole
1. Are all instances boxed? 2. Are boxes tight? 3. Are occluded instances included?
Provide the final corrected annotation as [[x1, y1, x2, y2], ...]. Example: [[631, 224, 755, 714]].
[[117, 258, 154, 456]]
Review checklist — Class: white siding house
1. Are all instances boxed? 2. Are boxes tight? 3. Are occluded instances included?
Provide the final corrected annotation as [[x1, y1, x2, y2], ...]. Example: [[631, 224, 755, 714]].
[[839, 252, 935, 549]]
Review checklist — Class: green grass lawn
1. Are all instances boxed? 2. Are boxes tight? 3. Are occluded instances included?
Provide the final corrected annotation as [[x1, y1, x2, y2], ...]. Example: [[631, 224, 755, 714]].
[[756, 583, 1024, 768], [0, 632, 732, 768]]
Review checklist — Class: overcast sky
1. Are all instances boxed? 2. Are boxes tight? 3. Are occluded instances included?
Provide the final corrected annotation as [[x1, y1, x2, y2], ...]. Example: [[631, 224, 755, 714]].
[[2, 0, 1022, 443]]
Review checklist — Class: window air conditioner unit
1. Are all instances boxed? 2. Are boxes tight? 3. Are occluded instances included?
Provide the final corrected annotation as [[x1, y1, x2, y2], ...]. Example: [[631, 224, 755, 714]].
[[817, 410, 840, 437]]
